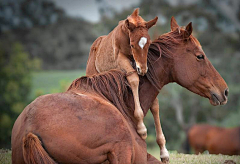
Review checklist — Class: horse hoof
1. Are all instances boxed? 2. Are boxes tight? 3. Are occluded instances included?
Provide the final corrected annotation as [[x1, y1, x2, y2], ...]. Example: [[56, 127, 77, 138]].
[[161, 157, 169, 164], [160, 147, 169, 163], [140, 132, 147, 140]]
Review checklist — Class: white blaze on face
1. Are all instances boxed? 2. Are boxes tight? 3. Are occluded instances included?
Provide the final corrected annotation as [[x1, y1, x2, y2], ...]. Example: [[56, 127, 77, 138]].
[[138, 37, 147, 49]]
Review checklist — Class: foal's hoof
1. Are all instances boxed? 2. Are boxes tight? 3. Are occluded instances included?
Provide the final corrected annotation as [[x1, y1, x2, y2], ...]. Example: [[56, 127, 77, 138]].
[[137, 127, 147, 140], [160, 148, 169, 164], [161, 157, 169, 164]]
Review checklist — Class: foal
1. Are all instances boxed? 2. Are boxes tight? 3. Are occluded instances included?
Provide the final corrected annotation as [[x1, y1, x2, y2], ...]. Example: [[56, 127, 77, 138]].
[[86, 8, 158, 139]]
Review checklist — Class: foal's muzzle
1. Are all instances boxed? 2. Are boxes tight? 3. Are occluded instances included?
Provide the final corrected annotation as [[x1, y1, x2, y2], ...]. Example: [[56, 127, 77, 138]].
[[136, 65, 148, 76]]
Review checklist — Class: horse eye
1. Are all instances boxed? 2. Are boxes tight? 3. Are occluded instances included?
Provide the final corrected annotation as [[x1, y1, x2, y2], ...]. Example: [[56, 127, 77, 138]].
[[197, 54, 204, 60], [130, 45, 134, 48]]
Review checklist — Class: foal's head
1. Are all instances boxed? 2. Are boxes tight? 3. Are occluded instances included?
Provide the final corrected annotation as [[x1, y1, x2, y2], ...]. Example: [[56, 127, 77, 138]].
[[166, 17, 228, 106], [125, 8, 158, 76]]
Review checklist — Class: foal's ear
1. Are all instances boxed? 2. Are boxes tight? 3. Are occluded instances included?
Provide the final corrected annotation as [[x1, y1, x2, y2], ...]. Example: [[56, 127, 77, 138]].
[[146, 17, 158, 29], [131, 8, 139, 17], [170, 16, 179, 31], [184, 22, 193, 39], [125, 19, 136, 31]]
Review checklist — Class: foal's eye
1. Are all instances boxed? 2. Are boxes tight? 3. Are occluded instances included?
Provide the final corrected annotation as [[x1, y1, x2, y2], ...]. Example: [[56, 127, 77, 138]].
[[130, 45, 134, 48], [197, 54, 204, 60]]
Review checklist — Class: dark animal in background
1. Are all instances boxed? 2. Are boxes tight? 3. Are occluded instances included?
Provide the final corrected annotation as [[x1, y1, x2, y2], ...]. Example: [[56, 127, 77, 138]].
[[188, 124, 240, 155]]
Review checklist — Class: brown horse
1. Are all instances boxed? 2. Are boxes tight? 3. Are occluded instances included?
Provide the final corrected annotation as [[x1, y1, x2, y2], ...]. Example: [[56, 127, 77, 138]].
[[86, 8, 158, 140], [188, 124, 240, 155], [86, 16, 229, 162], [12, 17, 228, 164]]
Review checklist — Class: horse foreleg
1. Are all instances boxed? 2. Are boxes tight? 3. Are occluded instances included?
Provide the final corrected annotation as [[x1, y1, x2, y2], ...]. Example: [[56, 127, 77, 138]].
[[150, 98, 169, 163], [126, 72, 147, 139], [117, 53, 147, 140]]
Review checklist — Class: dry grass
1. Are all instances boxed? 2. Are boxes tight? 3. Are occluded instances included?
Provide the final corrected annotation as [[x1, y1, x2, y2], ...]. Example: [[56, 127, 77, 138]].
[[0, 149, 11, 164], [1, 148, 240, 164], [148, 148, 240, 164]]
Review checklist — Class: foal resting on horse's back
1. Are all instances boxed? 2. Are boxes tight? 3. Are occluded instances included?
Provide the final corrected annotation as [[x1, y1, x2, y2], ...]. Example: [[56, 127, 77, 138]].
[[11, 17, 229, 164], [86, 8, 158, 139]]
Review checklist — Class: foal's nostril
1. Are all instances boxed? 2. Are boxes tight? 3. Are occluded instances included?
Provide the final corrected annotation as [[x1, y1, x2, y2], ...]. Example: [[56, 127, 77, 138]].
[[224, 88, 229, 97], [137, 67, 141, 74]]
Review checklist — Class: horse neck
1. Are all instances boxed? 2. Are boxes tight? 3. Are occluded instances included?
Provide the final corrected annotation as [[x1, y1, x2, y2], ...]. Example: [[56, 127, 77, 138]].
[[127, 50, 174, 116], [119, 20, 130, 37]]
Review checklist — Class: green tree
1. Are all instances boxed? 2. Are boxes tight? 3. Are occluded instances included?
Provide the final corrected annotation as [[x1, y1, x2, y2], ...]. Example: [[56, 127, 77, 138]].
[[0, 42, 41, 148]]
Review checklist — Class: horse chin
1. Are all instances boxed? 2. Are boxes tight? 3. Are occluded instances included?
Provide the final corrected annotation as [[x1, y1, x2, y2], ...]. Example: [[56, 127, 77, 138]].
[[138, 72, 146, 76], [209, 92, 228, 106]]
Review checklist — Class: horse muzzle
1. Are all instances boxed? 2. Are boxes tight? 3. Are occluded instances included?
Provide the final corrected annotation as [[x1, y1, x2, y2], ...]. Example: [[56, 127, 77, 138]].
[[136, 63, 148, 76], [209, 88, 229, 106], [136, 66, 148, 76]]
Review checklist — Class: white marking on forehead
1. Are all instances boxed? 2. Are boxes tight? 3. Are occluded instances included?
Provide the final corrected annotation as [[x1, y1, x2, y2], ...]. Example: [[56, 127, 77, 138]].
[[138, 37, 147, 49]]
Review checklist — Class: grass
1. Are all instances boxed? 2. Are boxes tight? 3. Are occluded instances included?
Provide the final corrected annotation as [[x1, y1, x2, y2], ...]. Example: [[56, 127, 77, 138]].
[[30, 70, 85, 99], [2, 148, 239, 164], [148, 148, 240, 164], [0, 149, 11, 164]]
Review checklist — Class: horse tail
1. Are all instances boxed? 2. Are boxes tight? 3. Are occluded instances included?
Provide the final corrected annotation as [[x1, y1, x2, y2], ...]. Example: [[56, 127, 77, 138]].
[[22, 132, 57, 164]]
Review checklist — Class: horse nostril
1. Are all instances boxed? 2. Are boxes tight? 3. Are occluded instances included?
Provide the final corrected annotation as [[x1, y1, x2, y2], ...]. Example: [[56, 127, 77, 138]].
[[137, 67, 141, 74], [224, 88, 229, 97]]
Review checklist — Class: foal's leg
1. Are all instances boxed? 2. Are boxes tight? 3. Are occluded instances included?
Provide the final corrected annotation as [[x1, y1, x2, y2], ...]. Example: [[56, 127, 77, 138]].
[[150, 98, 169, 163], [117, 53, 147, 139], [126, 72, 147, 139]]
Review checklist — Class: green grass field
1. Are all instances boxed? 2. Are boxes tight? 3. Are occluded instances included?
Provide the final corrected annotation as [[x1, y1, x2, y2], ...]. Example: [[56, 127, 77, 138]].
[[1, 149, 240, 164], [30, 70, 85, 99]]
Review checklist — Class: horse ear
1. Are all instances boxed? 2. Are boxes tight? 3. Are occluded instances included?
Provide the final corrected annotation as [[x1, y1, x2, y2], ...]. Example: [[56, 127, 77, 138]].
[[125, 19, 136, 31], [171, 16, 179, 31], [184, 22, 193, 39], [131, 8, 139, 17], [146, 17, 158, 29]]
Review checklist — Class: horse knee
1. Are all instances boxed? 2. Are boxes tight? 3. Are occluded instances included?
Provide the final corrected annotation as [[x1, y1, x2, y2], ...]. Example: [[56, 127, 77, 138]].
[[134, 109, 144, 121]]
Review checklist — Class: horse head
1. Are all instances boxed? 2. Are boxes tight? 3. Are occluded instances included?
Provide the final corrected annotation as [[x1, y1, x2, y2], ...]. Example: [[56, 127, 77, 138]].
[[168, 17, 228, 106], [125, 8, 158, 76]]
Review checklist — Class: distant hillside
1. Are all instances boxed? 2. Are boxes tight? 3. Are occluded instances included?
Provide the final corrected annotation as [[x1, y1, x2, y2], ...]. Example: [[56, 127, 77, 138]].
[[0, 0, 97, 70]]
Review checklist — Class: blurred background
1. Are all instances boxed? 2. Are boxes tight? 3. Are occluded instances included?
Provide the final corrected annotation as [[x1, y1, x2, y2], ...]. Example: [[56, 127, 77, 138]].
[[0, 0, 239, 154]]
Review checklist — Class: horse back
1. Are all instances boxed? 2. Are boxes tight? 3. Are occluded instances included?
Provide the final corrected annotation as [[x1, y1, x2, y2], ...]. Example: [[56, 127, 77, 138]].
[[206, 127, 240, 155], [89, 21, 131, 74], [86, 36, 105, 76], [188, 124, 213, 154]]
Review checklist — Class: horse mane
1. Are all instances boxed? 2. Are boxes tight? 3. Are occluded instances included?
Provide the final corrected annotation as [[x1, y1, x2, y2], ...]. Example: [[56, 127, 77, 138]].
[[68, 70, 135, 124], [145, 28, 201, 90]]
